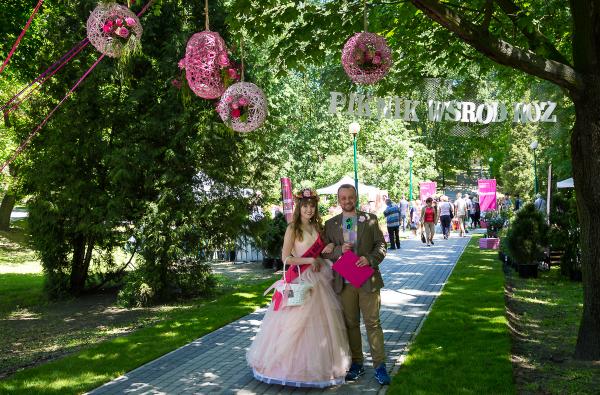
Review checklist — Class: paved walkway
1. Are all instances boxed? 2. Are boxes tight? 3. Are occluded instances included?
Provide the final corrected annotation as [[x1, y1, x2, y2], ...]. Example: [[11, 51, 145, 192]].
[[89, 235, 471, 395]]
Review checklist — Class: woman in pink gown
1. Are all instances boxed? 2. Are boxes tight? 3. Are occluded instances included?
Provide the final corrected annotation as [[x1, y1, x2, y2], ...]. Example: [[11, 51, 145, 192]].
[[247, 188, 350, 388]]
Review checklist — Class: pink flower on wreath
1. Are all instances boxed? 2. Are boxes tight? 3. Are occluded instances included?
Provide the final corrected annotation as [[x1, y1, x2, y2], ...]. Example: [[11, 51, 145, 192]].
[[125, 17, 136, 26], [102, 22, 112, 33], [231, 102, 239, 110], [178, 58, 186, 70], [217, 52, 230, 67], [115, 27, 129, 38], [372, 55, 381, 65], [115, 18, 123, 27], [238, 97, 248, 107], [302, 189, 312, 198], [231, 108, 242, 118], [225, 96, 234, 104], [227, 68, 238, 79]]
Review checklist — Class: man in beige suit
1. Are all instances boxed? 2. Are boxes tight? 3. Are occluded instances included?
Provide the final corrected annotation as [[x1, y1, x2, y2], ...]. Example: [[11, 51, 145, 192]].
[[322, 184, 390, 385]]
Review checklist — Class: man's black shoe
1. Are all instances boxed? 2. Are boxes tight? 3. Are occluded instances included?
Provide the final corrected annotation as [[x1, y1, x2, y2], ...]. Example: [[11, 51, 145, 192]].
[[345, 362, 365, 381]]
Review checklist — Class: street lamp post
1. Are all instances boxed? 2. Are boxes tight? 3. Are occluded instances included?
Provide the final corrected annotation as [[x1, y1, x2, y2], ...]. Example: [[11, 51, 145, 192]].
[[530, 141, 539, 194], [488, 157, 494, 178], [349, 122, 361, 208], [407, 148, 414, 200]]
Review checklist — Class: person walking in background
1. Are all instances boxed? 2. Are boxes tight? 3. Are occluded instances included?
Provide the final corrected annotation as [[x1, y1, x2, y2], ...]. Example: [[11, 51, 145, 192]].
[[468, 194, 476, 229], [438, 195, 453, 240], [502, 194, 513, 211], [421, 197, 438, 246], [454, 192, 468, 237], [473, 196, 481, 228], [464, 194, 473, 232], [534, 193, 546, 213], [383, 199, 401, 250], [514, 194, 522, 211], [398, 195, 409, 232], [410, 200, 422, 238]]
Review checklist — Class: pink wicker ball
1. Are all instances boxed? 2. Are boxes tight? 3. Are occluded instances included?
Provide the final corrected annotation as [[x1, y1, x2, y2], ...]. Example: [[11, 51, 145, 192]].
[[341, 32, 392, 84], [183, 31, 227, 99], [87, 2, 143, 58], [217, 82, 267, 133]]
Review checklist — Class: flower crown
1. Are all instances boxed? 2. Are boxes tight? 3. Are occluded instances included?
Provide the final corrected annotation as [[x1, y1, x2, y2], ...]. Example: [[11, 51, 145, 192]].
[[294, 188, 319, 201]]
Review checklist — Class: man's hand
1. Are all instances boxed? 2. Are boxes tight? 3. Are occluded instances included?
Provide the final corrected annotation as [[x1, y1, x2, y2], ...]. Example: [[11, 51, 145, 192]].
[[311, 258, 322, 272], [357, 256, 370, 267], [341, 243, 354, 253], [322, 243, 334, 254]]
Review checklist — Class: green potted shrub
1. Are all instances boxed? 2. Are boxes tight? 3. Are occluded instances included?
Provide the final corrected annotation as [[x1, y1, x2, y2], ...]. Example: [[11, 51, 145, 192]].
[[506, 203, 549, 278], [254, 212, 288, 269], [549, 191, 581, 280], [480, 210, 507, 249]]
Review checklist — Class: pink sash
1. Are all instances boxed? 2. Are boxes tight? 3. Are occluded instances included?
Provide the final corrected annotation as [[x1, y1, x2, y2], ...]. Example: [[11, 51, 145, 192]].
[[269, 234, 325, 311]]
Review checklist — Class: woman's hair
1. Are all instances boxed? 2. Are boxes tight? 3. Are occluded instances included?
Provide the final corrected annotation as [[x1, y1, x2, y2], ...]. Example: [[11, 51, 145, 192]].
[[291, 192, 323, 241], [426, 197, 433, 203]]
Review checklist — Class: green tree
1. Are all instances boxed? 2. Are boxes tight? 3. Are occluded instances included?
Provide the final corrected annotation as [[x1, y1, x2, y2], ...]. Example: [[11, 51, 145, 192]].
[[227, 0, 597, 360], [499, 124, 536, 198], [3, 0, 271, 300]]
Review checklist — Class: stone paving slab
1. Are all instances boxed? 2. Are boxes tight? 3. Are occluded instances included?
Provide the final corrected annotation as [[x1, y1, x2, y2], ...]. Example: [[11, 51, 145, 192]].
[[88, 235, 471, 395]]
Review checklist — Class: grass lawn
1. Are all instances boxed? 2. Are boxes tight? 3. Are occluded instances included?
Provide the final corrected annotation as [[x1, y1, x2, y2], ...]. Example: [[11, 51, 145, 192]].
[[0, 276, 275, 394], [0, 272, 45, 317], [508, 266, 600, 394], [0, 218, 277, 387], [388, 235, 515, 394], [0, 219, 45, 316]]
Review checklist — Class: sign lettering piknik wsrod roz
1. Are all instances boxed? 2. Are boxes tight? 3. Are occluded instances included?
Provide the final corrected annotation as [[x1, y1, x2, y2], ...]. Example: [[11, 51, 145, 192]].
[[328, 91, 557, 124]]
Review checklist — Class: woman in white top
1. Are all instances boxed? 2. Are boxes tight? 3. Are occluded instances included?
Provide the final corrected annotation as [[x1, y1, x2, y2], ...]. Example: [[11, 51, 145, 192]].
[[438, 195, 454, 239]]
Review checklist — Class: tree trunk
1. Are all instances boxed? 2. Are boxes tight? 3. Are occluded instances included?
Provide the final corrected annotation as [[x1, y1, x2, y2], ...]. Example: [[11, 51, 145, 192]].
[[70, 235, 94, 295], [0, 193, 16, 231], [572, 78, 600, 360]]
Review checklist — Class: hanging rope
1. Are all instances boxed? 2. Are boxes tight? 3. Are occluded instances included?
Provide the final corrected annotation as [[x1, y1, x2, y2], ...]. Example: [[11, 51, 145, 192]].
[[2, 38, 90, 115], [0, 0, 156, 173], [205, 0, 210, 31], [0, 0, 45, 74], [0, 54, 105, 173]]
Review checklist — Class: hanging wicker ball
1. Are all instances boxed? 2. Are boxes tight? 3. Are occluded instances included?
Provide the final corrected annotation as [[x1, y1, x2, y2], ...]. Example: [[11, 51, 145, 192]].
[[217, 82, 267, 133], [341, 32, 392, 84], [182, 31, 228, 99], [87, 2, 143, 58]]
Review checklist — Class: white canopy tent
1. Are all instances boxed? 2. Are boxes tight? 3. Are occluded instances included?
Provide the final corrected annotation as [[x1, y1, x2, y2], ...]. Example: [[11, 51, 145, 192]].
[[316, 176, 380, 195], [557, 177, 574, 189]]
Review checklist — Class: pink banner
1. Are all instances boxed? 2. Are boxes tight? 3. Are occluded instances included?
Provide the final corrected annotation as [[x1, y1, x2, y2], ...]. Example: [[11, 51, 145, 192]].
[[280, 177, 294, 223], [478, 179, 497, 211], [419, 181, 437, 202]]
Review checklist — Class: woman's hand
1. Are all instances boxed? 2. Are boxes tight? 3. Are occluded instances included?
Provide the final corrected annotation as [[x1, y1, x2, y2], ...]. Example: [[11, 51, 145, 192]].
[[321, 243, 334, 254]]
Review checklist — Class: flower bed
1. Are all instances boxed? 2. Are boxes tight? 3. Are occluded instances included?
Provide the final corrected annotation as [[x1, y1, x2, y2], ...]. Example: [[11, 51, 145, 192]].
[[479, 238, 500, 250]]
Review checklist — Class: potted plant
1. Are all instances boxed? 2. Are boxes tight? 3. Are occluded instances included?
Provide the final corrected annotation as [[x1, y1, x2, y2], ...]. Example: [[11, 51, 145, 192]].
[[254, 212, 288, 269], [506, 203, 549, 278], [549, 191, 582, 281], [479, 211, 507, 249]]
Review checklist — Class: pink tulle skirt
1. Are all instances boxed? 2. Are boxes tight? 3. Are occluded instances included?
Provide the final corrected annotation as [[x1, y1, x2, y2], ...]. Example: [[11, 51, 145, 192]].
[[247, 263, 351, 388]]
